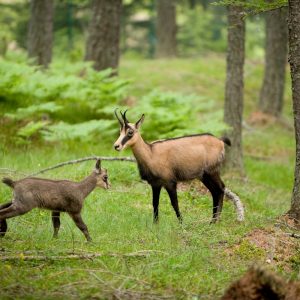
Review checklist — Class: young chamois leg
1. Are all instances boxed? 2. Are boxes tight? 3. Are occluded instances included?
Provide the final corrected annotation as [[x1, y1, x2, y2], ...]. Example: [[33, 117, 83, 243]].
[[0, 201, 33, 220], [165, 182, 182, 223], [69, 212, 91, 242], [0, 202, 12, 237], [151, 185, 162, 223], [201, 172, 225, 223], [52, 211, 60, 238]]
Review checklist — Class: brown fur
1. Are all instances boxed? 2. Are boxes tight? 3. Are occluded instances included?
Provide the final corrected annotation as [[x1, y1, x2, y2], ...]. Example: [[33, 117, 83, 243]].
[[221, 266, 300, 300], [133, 133, 225, 182], [114, 111, 229, 223], [0, 160, 109, 241]]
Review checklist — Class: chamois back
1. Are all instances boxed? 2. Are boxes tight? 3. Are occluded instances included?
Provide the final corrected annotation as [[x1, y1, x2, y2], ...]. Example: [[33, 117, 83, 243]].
[[144, 134, 226, 182]]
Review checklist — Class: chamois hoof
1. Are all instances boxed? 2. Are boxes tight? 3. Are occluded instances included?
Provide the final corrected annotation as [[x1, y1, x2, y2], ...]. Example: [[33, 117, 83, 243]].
[[210, 218, 219, 224]]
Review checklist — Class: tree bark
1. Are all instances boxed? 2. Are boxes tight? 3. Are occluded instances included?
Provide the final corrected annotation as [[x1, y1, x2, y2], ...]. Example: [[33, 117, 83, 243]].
[[259, 6, 288, 117], [223, 5, 245, 173], [28, 0, 54, 68], [85, 0, 122, 72], [288, 0, 300, 222], [155, 0, 177, 58]]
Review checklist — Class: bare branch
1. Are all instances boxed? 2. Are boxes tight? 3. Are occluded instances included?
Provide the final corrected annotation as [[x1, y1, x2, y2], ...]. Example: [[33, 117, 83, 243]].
[[27, 156, 136, 177]]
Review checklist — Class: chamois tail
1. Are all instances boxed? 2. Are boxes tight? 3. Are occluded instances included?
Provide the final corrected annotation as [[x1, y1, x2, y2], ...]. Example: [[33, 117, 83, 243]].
[[220, 136, 231, 146], [2, 178, 15, 188]]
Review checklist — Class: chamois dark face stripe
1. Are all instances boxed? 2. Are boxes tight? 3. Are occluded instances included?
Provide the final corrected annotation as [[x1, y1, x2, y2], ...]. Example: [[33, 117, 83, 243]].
[[121, 126, 135, 146], [121, 134, 133, 146], [151, 133, 214, 145]]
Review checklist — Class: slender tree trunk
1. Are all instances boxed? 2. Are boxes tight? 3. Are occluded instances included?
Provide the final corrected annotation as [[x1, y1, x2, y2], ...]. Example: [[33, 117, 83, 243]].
[[224, 5, 245, 172], [288, 0, 300, 222], [85, 0, 122, 72], [259, 6, 288, 117], [189, 0, 197, 9], [28, 0, 54, 68], [155, 0, 177, 58]]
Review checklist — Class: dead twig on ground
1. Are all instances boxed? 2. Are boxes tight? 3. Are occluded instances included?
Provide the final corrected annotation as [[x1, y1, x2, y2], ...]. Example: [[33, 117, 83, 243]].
[[0, 250, 166, 262], [284, 232, 300, 239]]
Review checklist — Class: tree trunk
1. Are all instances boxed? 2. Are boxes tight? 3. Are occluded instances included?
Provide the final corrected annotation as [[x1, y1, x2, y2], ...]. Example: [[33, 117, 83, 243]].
[[85, 0, 122, 72], [288, 0, 300, 222], [189, 0, 197, 9], [224, 5, 245, 173], [28, 0, 54, 68], [259, 6, 288, 117], [155, 0, 177, 58]]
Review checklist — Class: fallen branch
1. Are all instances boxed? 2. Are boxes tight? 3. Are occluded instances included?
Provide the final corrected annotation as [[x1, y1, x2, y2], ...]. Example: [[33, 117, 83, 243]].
[[284, 232, 300, 239], [224, 188, 245, 222], [0, 253, 102, 261], [0, 168, 27, 176], [28, 156, 136, 177], [0, 250, 166, 262]]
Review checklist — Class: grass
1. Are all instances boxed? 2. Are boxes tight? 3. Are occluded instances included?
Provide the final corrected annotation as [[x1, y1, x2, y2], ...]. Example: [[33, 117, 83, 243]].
[[0, 55, 298, 299]]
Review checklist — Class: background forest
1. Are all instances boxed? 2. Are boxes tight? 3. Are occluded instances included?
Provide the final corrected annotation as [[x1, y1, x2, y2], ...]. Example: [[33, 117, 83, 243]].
[[0, 0, 299, 299]]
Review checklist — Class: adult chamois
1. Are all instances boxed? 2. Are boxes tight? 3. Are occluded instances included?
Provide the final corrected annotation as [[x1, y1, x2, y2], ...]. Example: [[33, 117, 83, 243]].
[[0, 159, 109, 241], [113, 109, 231, 223]]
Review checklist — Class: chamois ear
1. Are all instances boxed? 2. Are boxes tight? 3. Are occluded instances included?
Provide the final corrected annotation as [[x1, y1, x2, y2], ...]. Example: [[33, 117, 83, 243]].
[[135, 114, 145, 129], [95, 159, 101, 172]]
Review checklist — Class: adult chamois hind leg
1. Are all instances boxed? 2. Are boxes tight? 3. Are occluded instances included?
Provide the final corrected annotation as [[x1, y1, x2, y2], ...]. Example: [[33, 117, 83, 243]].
[[201, 172, 225, 223]]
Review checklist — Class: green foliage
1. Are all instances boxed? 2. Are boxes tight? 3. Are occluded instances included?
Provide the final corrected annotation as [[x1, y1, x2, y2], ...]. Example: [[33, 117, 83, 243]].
[[16, 120, 49, 145], [5, 102, 63, 120], [131, 90, 227, 140], [178, 6, 227, 55], [214, 0, 287, 13], [1, 58, 130, 144], [0, 58, 129, 110], [0, 3, 28, 55], [42, 120, 115, 142]]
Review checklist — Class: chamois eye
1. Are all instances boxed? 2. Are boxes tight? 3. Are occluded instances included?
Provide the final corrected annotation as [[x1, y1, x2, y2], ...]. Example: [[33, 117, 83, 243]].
[[128, 129, 134, 137], [103, 175, 108, 182]]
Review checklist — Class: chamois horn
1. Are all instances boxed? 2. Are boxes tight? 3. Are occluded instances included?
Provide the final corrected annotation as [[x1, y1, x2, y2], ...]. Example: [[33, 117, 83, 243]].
[[114, 108, 123, 127], [121, 109, 129, 124], [95, 158, 101, 171]]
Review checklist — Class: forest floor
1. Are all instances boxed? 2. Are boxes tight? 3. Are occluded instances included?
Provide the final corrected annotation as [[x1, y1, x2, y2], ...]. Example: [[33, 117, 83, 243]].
[[0, 55, 298, 299]]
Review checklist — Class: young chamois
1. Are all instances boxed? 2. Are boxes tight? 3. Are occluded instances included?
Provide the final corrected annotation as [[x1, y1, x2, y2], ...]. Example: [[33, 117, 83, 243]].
[[0, 159, 109, 241], [113, 110, 231, 223]]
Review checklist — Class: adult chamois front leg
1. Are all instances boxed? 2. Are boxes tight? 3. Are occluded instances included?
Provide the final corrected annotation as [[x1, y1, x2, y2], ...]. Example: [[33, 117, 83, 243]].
[[165, 182, 182, 223], [69, 212, 91, 242], [151, 185, 162, 223], [52, 211, 61, 238]]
